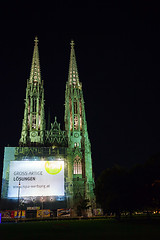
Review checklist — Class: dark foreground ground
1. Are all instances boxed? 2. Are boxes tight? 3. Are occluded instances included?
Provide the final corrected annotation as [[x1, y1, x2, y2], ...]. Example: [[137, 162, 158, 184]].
[[0, 217, 160, 240]]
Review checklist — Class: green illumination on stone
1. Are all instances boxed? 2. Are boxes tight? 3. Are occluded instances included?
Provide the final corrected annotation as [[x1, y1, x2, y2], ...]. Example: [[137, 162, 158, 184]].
[[19, 37, 45, 146], [15, 37, 95, 213], [64, 40, 95, 208]]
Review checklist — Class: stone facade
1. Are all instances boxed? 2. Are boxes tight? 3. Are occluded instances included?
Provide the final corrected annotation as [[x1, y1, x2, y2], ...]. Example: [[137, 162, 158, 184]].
[[3, 37, 95, 213]]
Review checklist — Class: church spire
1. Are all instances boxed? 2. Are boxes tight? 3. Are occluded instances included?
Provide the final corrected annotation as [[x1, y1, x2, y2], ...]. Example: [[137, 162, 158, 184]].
[[68, 40, 80, 88], [64, 41, 95, 207], [65, 41, 87, 140], [29, 36, 41, 85], [19, 37, 45, 146]]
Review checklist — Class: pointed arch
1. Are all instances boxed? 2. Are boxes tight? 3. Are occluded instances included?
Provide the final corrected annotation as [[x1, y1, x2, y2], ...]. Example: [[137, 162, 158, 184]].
[[73, 155, 82, 174]]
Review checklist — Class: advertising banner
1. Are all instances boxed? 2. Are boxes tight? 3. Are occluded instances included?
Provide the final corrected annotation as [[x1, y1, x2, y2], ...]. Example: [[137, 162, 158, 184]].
[[57, 209, 71, 217], [14, 210, 26, 218], [93, 208, 103, 216], [8, 161, 64, 197], [1, 211, 12, 218], [37, 209, 50, 218], [0, 211, 21, 219], [27, 207, 40, 210], [21, 210, 26, 218]]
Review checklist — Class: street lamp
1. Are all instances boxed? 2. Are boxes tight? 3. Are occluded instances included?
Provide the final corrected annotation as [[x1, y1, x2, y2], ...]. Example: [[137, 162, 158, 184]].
[[41, 196, 44, 218], [41, 196, 44, 210], [17, 181, 21, 220]]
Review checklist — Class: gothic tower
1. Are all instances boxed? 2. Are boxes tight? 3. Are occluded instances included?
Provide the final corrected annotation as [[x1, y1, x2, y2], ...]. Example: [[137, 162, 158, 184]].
[[65, 41, 95, 208], [1, 38, 95, 215], [19, 37, 45, 146]]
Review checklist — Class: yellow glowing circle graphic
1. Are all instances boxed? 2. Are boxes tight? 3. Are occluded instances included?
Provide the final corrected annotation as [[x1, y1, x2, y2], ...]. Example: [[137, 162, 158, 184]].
[[45, 161, 62, 175]]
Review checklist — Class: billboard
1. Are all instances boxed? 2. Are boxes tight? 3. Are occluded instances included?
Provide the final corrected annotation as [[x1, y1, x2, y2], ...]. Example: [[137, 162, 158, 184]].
[[37, 209, 50, 218], [8, 161, 64, 197], [57, 208, 71, 217]]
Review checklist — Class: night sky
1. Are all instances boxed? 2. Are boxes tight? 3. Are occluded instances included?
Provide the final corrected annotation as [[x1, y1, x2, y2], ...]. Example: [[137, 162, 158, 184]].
[[0, 1, 160, 179]]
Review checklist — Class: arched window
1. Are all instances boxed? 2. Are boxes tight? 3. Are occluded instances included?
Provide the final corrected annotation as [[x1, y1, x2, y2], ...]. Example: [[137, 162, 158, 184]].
[[78, 161, 82, 174], [74, 160, 78, 174], [73, 156, 82, 174]]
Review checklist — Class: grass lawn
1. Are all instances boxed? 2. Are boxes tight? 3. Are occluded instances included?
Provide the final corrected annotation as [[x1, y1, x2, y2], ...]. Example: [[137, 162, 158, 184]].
[[0, 218, 160, 240]]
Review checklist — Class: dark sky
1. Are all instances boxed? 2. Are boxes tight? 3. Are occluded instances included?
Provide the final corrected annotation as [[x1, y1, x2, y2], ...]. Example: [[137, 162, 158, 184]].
[[0, 1, 160, 178]]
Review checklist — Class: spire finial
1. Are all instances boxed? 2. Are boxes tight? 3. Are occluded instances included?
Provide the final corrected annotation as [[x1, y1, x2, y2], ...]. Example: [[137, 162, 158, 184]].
[[70, 40, 75, 49], [34, 36, 39, 46]]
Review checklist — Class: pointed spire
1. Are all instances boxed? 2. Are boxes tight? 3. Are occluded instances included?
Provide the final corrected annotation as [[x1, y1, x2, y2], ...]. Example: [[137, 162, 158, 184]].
[[68, 40, 80, 88], [52, 116, 60, 131], [29, 36, 41, 84], [19, 37, 45, 146]]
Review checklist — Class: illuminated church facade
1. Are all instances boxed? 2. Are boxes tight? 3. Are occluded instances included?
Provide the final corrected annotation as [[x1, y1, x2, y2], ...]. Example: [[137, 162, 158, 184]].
[[1, 37, 95, 214]]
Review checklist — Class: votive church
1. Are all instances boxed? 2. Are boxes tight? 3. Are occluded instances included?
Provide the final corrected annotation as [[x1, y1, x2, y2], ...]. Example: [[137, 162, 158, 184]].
[[2, 37, 95, 216]]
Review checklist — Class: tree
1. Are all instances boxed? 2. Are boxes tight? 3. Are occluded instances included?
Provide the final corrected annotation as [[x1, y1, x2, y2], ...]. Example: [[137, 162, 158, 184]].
[[77, 198, 91, 217], [95, 154, 160, 217], [95, 165, 132, 217]]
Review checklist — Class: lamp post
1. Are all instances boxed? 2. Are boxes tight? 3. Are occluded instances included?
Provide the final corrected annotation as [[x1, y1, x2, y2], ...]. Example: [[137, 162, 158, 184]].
[[50, 198, 54, 218], [41, 196, 44, 218], [17, 181, 21, 221]]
